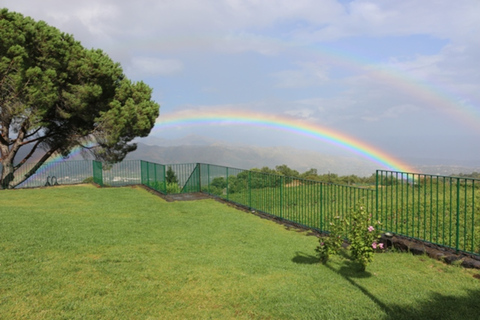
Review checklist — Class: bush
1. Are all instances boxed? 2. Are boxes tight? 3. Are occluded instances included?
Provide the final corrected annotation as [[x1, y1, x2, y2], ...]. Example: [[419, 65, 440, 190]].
[[82, 177, 94, 184], [316, 216, 345, 263], [166, 182, 181, 194], [316, 200, 383, 271], [348, 202, 382, 271]]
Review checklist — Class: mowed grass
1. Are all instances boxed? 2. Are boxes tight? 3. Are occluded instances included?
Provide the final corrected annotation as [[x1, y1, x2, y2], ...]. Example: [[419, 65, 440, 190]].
[[1, 185, 480, 319]]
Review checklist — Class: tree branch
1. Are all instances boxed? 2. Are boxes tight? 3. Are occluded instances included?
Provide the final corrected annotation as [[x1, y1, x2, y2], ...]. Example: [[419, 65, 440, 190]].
[[20, 133, 51, 146], [24, 127, 42, 139], [11, 145, 60, 188], [13, 139, 42, 171], [0, 132, 7, 146]]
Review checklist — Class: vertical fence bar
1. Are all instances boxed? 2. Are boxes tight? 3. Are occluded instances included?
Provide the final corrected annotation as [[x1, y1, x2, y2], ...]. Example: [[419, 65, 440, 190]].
[[226, 167, 229, 201], [92, 160, 103, 187], [248, 170, 251, 209], [319, 183, 323, 232], [455, 178, 460, 252], [471, 180, 476, 253], [280, 175, 284, 219], [375, 171, 379, 224], [463, 178, 467, 252]]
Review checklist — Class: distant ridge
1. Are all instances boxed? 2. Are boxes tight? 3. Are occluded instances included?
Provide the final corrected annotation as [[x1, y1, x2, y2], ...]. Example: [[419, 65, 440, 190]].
[[129, 135, 480, 176], [126, 142, 379, 176], [10, 135, 479, 177]]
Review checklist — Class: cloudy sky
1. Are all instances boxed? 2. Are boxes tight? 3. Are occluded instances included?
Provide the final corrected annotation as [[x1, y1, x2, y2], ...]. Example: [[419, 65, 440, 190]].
[[3, 0, 479, 168]]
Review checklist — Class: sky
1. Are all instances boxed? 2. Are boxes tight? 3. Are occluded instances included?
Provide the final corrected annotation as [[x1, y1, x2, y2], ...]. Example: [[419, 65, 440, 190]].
[[2, 0, 479, 170]]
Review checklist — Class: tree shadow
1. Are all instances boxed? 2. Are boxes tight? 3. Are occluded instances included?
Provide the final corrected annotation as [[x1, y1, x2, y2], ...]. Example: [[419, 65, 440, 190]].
[[384, 288, 480, 320], [323, 262, 390, 313], [292, 251, 480, 319], [291, 251, 319, 265]]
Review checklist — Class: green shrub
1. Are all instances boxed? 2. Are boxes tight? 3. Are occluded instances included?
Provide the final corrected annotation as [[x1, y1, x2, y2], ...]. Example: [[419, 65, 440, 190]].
[[348, 202, 382, 271], [316, 200, 383, 271], [316, 216, 345, 263], [82, 176, 95, 184], [166, 182, 181, 194]]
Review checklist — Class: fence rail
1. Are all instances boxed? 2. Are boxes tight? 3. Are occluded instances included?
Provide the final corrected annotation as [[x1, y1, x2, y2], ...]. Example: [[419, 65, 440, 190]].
[[2, 160, 479, 256], [376, 170, 479, 254], [1, 160, 94, 189]]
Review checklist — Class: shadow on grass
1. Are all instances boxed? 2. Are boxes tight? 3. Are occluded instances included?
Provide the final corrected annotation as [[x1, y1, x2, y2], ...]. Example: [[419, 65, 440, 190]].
[[383, 288, 480, 320], [292, 251, 480, 319], [292, 251, 319, 264]]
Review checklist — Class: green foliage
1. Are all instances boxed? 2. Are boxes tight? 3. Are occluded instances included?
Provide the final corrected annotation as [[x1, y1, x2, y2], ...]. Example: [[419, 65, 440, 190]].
[[166, 166, 178, 184], [229, 175, 246, 193], [316, 216, 345, 263], [315, 201, 383, 271], [275, 164, 299, 178], [454, 171, 480, 179], [207, 176, 227, 196], [348, 202, 382, 271], [0, 9, 159, 188], [82, 176, 95, 184], [248, 164, 377, 186], [241, 168, 283, 189], [166, 182, 181, 194]]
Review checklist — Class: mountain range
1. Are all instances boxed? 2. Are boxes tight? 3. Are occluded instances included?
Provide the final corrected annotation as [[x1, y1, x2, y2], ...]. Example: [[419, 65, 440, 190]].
[[128, 135, 480, 177], [10, 135, 479, 177]]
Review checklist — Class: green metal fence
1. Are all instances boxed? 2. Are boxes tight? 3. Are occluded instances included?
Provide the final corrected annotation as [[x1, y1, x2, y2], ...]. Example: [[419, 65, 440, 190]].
[[3, 159, 480, 256], [92, 161, 103, 187], [196, 163, 375, 232], [102, 160, 142, 187], [376, 170, 480, 255], [181, 163, 201, 193], [140, 160, 165, 193], [0, 160, 94, 189], [167, 163, 479, 256]]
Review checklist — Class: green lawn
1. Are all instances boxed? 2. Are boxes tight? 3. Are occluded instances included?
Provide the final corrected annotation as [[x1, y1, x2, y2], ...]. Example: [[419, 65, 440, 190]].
[[1, 185, 480, 319]]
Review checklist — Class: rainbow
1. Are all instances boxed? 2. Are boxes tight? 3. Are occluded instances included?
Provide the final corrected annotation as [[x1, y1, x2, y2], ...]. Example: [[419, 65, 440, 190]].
[[114, 35, 480, 132], [153, 109, 416, 172], [298, 42, 480, 131], [32, 143, 95, 177]]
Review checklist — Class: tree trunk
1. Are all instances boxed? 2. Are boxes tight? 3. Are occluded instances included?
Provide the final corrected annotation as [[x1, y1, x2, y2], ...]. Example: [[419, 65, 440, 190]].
[[0, 161, 14, 189], [0, 142, 59, 189]]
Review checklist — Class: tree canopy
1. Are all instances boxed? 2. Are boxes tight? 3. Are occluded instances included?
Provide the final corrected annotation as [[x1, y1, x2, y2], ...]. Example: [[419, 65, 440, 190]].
[[0, 9, 160, 188]]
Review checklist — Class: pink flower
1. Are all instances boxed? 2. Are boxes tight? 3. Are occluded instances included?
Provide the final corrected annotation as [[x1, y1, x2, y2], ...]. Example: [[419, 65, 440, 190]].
[[379, 243, 384, 249], [368, 226, 375, 232], [372, 242, 377, 249]]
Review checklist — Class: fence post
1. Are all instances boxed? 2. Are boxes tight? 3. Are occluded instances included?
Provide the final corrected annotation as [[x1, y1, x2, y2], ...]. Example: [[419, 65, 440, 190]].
[[92, 160, 103, 187], [154, 162, 157, 190], [207, 164, 210, 194], [456, 177, 460, 253], [163, 164, 166, 193], [319, 183, 323, 232], [226, 167, 229, 201], [248, 170, 252, 209], [375, 170, 379, 222], [197, 163, 201, 192], [280, 175, 284, 219]]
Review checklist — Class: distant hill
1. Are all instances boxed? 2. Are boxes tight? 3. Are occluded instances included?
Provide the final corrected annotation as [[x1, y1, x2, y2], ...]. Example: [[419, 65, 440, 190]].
[[9, 134, 479, 177], [128, 135, 480, 177], [127, 141, 388, 177]]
